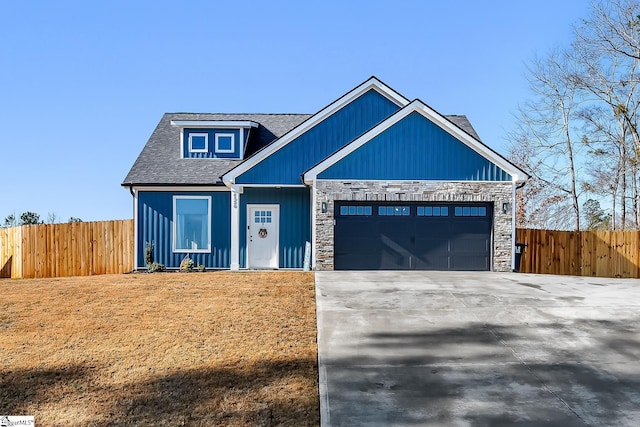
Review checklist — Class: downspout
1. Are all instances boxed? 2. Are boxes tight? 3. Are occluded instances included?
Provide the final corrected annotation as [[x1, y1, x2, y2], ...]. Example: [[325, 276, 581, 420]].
[[512, 180, 526, 271], [129, 185, 139, 271]]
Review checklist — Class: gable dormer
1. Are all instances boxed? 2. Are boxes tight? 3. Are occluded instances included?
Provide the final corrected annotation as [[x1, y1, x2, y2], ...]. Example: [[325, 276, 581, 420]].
[[171, 120, 259, 159]]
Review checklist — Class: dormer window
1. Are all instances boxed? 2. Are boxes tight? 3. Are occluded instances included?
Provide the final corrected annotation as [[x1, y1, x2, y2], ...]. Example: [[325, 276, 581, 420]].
[[188, 133, 208, 153], [171, 120, 258, 160], [215, 133, 235, 153]]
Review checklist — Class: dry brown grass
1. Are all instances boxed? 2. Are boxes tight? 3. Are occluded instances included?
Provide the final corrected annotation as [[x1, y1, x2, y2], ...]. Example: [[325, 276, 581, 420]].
[[0, 272, 318, 426]]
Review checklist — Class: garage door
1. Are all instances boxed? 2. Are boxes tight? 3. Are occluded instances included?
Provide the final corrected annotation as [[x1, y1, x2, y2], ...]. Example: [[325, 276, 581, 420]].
[[334, 202, 492, 270]]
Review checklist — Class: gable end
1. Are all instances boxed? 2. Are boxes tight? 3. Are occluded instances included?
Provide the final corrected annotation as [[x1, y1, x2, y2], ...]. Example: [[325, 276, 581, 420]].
[[223, 76, 409, 186], [316, 111, 511, 181], [304, 100, 527, 183]]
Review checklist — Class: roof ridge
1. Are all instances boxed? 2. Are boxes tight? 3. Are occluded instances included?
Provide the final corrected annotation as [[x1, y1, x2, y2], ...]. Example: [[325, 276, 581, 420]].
[[167, 112, 312, 116]]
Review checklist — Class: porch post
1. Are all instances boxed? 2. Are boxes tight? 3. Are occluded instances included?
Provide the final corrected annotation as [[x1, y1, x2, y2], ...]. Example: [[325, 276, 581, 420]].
[[311, 181, 317, 270], [230, 185, 242, 270]]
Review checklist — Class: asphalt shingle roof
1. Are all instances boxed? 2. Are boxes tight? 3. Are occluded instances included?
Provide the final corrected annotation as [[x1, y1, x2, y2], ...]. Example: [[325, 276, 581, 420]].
[[122, 112, 482, 186], [446, 115, 481, 141], [121, 113, 312, 186]]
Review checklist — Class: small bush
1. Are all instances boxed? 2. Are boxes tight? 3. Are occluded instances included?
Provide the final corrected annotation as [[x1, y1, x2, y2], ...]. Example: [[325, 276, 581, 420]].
[[146, 262, 165, 273], [144, 241, 154, 266], [197, 264, 206, 272], [144, 241, 164, 273], [180, 256, 194, 272]]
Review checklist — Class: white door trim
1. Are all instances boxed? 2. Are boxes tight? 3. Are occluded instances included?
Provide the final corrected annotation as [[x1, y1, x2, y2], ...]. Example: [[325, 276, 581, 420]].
[[246, 204, 280, 269]]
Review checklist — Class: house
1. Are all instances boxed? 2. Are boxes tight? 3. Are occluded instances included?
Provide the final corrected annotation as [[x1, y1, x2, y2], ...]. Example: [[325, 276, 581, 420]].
[[122, 77, 527, 272]]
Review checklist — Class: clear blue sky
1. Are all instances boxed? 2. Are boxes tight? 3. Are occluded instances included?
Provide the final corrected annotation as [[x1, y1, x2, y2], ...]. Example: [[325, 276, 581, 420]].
[[0, 1, 593, 222]]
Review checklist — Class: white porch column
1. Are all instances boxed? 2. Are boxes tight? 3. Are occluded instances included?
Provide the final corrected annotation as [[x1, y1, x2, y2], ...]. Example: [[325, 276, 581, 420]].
[[311, 181, 317, 270], [230, 185, 242, 270]]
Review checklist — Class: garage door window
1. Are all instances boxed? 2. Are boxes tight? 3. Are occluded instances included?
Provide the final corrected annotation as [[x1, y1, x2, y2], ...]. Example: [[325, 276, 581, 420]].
[[417, 206, 449, 217], [455, 206, 487, 217], [340, 205, 373, 216], [378, 206, 410, 216]]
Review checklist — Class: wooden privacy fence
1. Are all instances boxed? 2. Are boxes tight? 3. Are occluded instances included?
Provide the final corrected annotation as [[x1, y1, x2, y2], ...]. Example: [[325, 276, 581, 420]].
[[516, 228, 640, 278], [3, 222, 640, 279], [0, 220, 134, 279]]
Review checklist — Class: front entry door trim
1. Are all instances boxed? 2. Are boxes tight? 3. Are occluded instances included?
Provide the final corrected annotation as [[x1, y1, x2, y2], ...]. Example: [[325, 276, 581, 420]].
[[246, 204, 280, 269]]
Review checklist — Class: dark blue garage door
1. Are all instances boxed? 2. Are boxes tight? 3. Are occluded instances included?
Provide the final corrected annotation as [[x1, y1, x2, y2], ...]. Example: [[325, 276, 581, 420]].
[[334, 202, 492, 270]]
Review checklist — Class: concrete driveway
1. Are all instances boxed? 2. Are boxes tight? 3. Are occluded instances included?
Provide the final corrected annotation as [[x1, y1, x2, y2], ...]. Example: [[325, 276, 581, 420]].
[[315, 271, 640, 426]]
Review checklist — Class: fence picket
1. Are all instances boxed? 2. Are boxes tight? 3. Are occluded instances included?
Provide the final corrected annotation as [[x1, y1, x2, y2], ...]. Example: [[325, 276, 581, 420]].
[[4, 224, 640, 278], [0, 220, 134, 278], [517, 228, 640, 278]]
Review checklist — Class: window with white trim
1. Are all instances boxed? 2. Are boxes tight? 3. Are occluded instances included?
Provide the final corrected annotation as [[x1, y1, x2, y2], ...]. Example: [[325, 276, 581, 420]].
[[173, 196, 211, 253], [254, 210, 273, 223], [188, 133, 208, 153], [215, 133, 235, 153]]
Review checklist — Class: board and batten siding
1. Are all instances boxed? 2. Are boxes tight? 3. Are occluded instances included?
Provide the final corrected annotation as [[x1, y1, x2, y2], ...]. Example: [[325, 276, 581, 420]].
[[239, 187, 311, 268], [182, 128, 245, 159], [137, 191, 231, 269], [235, 89, 401, 184], [318, 111, 511, 181]]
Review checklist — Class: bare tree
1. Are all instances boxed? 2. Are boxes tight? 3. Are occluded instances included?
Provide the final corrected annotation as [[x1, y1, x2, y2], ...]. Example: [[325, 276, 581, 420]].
[[572, 0, 640, 229], [583, 0, 640, 66], [46, 212, 58, 224], [509, 50, 584, 230], [509, 0, 640, 231]]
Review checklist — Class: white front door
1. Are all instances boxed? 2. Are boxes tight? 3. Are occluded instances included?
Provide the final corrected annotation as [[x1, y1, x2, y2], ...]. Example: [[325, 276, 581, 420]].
[[247, 204, 279, 269]]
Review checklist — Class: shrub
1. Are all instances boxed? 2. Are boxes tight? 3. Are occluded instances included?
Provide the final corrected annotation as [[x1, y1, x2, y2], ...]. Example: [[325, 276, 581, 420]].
[[180, 256, 194, 272], [146, 262, 165, 273], [144, 241, 154, 266], [144, 241, 165, 273]]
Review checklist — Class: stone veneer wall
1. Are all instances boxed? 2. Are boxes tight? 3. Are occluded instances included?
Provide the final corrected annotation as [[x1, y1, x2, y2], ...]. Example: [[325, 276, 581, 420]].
[[314, 180, 514, 272]]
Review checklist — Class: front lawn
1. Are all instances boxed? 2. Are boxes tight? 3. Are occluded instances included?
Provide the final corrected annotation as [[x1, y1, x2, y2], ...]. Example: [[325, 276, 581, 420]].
[[0, 272, 318, 426]]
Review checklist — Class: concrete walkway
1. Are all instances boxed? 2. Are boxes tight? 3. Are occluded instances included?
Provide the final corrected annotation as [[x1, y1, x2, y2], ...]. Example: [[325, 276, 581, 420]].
[[315, 271, 640, 426]]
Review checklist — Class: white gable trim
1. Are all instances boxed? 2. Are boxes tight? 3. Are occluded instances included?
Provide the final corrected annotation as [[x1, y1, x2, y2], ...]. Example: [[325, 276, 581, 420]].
[[222, 77, 410, 186], [303, 100, 528, 184], [132, 185, 230, 192], [171, 120, 259, 128]]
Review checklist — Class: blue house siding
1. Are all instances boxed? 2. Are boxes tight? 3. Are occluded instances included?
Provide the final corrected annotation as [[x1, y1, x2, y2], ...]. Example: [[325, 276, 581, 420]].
[[137, 191, 231, 268], [236, 89, 401, 184], [183, 129, 243, 159], [239, 187, 310, 268], [318, 111, 512, 181]]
